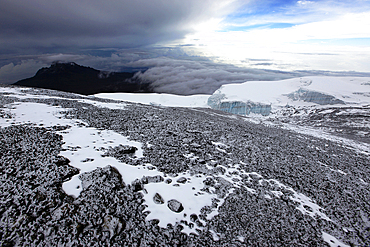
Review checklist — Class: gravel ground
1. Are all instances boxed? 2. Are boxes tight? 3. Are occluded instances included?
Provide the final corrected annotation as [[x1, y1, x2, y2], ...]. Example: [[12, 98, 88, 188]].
[[266, 105, 370, 144], [0, 85, 369, 246]]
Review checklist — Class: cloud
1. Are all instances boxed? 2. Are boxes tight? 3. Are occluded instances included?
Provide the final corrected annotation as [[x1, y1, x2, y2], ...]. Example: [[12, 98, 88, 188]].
[[0, 47, 300, 91], [129, 57, 300, 95], [0, 60, 47, 84], [183, 2, 370, 72], [0, 0, 237, 54], [2, 48, 369, 93]]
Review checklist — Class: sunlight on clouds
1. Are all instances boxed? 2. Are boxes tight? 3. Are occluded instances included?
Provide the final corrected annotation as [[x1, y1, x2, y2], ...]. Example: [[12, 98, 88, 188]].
[[182, 7, 370, 72], [297, 0, 313, 6], [191, 18, 224, 33]]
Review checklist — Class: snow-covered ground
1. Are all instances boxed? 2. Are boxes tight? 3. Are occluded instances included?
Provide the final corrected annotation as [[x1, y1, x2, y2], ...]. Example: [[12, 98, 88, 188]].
[[0, 87, 214, 234], [3, 88, 334, 236], [1, 83, 369, 246], [95, 92, 210, 108]]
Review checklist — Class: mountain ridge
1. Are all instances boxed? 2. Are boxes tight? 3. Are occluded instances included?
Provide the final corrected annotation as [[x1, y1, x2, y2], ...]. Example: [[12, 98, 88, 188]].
[[13, 62, 154, 95]]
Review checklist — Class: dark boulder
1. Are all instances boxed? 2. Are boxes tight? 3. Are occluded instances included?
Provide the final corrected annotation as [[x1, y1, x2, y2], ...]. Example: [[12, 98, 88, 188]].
[[167, 199, 184, 213], [176, 177, 187, 184], [153, 193, 165, 204]]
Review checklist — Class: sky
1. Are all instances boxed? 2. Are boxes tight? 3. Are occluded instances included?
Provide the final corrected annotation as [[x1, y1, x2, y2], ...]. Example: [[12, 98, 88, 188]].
[[1, 0, 370, 94]]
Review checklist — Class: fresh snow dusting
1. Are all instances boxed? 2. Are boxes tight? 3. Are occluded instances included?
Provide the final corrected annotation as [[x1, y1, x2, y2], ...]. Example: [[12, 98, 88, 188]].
[[0, 101, 143, 196], [213, 160, 332, 223], [0, 96, 335, 235], [95, 92, 210, 108], [0, 89, 219, 234], [0, 101, 217, 235], [2, 85, 369, 245], [276, 122, 370, 155]]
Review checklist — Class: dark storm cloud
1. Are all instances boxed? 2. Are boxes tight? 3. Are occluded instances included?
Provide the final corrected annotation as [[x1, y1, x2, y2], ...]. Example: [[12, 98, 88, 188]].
[[0, 0, 230, 54]]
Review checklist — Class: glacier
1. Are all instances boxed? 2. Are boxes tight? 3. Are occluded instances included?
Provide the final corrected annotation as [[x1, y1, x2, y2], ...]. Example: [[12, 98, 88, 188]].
[[285, 88, 345, 105], [207, 93, 271, 116], [207, 77, 370, 116], [93, 76, 370, 118]]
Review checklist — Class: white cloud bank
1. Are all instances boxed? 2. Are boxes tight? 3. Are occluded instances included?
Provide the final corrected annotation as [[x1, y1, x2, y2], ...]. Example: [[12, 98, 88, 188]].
[[181, 1, 370, 72], [0, 60, 47, 84], [129, 57, 299, 95]]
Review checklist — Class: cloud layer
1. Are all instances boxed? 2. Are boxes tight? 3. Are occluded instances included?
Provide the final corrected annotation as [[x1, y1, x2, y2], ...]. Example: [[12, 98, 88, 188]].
[[0, 0, 236, 54], [130, 57, 298, 95], [1, 48, 370, 94], [182, 0, 370, 72]]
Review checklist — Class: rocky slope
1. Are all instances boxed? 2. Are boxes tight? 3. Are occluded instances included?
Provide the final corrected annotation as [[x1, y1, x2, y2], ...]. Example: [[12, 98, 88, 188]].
[[0, 85, 369, 246]]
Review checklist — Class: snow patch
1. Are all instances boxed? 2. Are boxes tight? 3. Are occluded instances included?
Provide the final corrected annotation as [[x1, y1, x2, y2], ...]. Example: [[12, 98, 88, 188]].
[[95, 92, 210, 108], [322, 232, 349, 247], [0, 86, 126, 110], [143, 172, 214, 234], [60, 126, 144, 197]]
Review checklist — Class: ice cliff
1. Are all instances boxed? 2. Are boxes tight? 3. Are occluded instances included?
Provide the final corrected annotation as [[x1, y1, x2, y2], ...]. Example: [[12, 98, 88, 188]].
[[285, 88, 345, 105], [207, 77, 370, 116], [207, 93, 271, 116]]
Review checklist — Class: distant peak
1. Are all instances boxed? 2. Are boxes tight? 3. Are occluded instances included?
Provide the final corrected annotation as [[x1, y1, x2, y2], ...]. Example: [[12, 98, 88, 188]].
[[51, 61, 78, 66]]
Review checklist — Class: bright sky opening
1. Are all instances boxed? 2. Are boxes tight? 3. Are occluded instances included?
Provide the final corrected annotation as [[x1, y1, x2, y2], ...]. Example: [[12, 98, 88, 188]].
[[181, 0, 370, 72]]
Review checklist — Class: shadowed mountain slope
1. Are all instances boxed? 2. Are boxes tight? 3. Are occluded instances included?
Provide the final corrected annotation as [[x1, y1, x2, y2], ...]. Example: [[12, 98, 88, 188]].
[[13, 62, 153, 95]]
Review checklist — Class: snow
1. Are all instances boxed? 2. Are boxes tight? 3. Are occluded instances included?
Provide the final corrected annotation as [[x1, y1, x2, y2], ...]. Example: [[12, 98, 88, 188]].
[[0, 102, 70, 128], [237, 236, 245, 242], [0, 89, 218, 234], [0, 86, 126, 110], [322, 232, 350, 247], [208, 76, 370, 115], [276, 122, 370, 156], [0, 85, 363, 243], [143, 172, 215, 233], [213, 77, 370, 106], [6, 76, 369, 114], [60, 126, 145, 197], [209, 230, 220, 241], [215, 165, 333, 222], [0, 101, 145, 197], [0, 91, 334, 235], [95, 92, 210, 108]]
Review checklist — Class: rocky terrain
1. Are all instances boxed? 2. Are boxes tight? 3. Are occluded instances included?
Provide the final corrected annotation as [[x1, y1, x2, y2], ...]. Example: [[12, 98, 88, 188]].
[[263, 105, 370, 145], [0, 85, 369, 246]]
